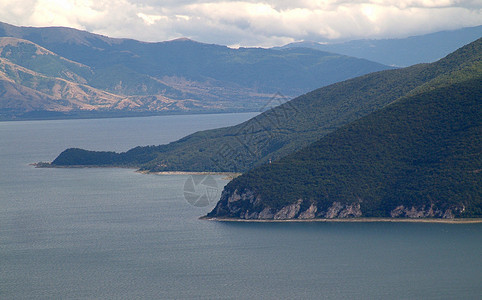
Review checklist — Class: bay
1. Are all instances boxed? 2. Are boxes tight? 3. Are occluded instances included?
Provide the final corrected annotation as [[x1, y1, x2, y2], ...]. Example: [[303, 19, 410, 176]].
[[0, 113, 481, 299]]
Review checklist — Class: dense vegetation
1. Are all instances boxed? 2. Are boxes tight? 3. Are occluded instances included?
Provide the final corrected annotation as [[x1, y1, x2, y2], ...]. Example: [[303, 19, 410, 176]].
[[214, 77, 481, 218], [52, 39, 481, 176]]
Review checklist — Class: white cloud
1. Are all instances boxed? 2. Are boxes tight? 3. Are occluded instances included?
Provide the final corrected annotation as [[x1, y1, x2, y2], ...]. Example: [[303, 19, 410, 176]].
[[137, 13, 168, 25], [0, 0, 480, 47]]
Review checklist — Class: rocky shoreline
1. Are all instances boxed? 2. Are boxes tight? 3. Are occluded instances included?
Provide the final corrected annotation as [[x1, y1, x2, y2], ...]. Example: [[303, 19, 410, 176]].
[[201, 216, 482, 224], [206, 188, 477, 222]]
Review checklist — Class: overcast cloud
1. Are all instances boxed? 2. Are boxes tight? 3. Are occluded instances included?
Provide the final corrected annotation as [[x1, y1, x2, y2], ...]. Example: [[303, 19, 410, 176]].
[[0, 0, 481, 47]]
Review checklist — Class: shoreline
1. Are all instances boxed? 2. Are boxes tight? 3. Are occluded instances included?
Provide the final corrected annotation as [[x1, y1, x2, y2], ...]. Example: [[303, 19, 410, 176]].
[[136, 170, 240, 175], [137, 170, 242, 180], [30, 163, 138, 169], [201, 217, 482, 224], [31, 163, 241, 178], [30, 164, 481, 223]]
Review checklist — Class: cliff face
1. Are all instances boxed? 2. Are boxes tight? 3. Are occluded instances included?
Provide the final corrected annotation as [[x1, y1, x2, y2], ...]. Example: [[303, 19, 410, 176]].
[[206, 189, 466, 220]]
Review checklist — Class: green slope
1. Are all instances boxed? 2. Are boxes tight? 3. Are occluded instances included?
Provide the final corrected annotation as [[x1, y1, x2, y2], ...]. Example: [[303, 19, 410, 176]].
[[207, 53, 482, 219], [52, 39, 482, 176]]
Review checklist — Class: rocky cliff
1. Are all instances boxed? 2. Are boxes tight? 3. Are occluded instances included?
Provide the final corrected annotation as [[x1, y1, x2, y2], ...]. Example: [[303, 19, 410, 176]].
[[206, 189, 466, 220]]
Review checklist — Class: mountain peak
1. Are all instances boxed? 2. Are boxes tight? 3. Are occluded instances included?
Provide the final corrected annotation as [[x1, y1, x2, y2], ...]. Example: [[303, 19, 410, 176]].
[[170, 37, 194, 42]]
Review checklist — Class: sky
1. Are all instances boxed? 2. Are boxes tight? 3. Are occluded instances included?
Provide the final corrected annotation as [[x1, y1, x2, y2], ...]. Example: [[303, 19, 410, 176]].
[[1, 0, 481, 47]]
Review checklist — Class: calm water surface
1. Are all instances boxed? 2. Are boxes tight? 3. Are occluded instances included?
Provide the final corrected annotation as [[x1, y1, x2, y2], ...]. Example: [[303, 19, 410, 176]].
[[1, 113, 481, 299]]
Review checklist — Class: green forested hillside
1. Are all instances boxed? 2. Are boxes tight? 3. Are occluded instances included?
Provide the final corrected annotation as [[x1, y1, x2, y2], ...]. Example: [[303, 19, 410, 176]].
[[52, 39, 482, 175], [208, 77, 481, 219]]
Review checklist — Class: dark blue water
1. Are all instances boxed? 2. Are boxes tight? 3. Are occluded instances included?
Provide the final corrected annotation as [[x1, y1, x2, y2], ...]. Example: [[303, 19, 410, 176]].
[[1, 114, 481, 299]]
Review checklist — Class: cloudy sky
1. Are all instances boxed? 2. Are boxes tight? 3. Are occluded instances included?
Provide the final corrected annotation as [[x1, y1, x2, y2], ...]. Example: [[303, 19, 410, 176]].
[[1, 0, 481, 47]]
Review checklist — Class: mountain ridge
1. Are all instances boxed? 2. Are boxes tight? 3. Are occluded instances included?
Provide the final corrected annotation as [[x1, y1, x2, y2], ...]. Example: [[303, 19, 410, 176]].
[[0, 22, 391, 120], [277, 25, 482, 66]]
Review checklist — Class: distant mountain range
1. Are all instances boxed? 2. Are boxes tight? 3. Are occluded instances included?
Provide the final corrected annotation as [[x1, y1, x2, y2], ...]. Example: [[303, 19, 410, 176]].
[[0, 21, 391, 120], [276, 25, 482, 67], [208, 38, 482, 220]]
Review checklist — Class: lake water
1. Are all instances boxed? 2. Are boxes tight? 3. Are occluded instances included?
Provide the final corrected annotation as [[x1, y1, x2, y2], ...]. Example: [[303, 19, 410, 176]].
[[1, 113, 481, 299]]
